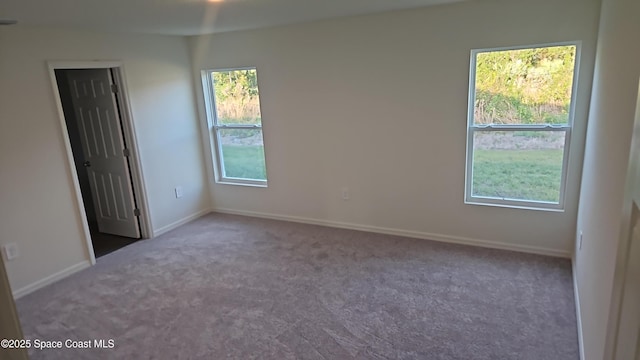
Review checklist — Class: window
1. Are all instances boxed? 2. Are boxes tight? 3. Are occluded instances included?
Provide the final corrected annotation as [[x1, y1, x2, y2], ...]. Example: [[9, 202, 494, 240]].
[[465, 43, 579, 210], [203, 68, 267, 186]]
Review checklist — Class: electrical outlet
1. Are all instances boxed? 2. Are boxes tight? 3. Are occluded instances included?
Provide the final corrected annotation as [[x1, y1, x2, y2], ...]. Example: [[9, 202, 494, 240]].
[[2, 243, 19, 261], [579, 231, 583, 250], [175, 186, 183, 199], [341, 187, 350, 201]]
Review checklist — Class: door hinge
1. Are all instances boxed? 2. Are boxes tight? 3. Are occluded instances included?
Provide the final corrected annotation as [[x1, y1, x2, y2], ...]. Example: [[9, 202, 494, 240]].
[[134, 209, 141, 217], [111, 84, 119, 93], [123, 148, 130, 157]]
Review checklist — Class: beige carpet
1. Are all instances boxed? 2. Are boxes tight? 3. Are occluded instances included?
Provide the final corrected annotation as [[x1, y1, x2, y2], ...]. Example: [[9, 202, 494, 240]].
[[17, 213, 579, 359]]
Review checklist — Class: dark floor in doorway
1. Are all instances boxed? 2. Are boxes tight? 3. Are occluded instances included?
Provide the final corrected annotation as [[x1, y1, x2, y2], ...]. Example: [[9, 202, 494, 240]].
[[91, 230, 138, 258]]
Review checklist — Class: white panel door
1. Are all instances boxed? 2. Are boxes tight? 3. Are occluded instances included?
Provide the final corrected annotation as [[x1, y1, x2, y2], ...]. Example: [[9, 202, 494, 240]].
[[65, 69, 140, 239]]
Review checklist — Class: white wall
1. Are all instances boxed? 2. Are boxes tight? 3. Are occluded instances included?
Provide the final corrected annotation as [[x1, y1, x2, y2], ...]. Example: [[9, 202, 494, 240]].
[[0, 27, 211, 293], [190, 0, 600, 256], [574, 0, 640, 357]]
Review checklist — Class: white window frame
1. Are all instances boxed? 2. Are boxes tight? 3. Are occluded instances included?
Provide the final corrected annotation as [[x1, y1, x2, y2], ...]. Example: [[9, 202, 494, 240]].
[[464, 42, 581, 211], [201, 67, 268, 187]]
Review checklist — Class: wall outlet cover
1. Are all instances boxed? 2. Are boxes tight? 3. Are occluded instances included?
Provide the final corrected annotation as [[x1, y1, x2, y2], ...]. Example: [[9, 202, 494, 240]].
[[579, 231, 583, 250], [3, 243, 19, 261], [341, 187, 349, 200]]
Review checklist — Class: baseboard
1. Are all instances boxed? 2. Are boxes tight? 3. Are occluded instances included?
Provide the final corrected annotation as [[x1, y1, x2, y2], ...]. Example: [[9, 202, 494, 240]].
[[572, 258, 585, 360], [213, 208, 571, 258], [153, 208, 212, 237], [13, 260, 91, 299]]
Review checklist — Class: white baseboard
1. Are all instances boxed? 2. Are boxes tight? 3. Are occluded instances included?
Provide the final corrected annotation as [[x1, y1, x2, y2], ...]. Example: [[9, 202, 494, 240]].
[[213, 208, 571, 258], [13, 260, 91, 299], [12, 209, 212, 299], [153, 208, 212, 237], [572, 258, 585, 360]]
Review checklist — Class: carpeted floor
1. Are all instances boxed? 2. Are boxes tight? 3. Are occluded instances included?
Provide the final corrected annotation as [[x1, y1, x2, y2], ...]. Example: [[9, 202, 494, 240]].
[[17, 213, 579, 359]]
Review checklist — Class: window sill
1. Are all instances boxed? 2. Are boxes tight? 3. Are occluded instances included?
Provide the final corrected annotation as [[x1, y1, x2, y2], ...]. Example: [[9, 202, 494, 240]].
[[215, 180, 267, 188], [465, 199, 565, 212]]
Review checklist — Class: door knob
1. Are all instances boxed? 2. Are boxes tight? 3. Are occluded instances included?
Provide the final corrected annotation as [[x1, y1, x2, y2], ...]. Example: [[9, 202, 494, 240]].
[[83, 161, 91, 167]]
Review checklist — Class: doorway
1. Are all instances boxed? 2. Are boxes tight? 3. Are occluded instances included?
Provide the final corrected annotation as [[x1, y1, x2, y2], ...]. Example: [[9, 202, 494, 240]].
[[50, 63, 151, 261]]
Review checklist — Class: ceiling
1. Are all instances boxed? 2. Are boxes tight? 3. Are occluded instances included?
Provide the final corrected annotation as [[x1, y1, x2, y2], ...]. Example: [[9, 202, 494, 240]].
[[0, 0, 466, 36]]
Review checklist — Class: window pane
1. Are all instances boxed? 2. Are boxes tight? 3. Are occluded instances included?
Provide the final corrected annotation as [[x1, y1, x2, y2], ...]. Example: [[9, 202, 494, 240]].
[[474, 45, 576, 125], [218, 128, 266, 181], [212, 69, 261, 125], [472, 131, 565, 203]]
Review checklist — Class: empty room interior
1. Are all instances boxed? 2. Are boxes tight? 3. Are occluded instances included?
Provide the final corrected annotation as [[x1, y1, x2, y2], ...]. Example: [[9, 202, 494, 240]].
[[0, 0, 639, 358]]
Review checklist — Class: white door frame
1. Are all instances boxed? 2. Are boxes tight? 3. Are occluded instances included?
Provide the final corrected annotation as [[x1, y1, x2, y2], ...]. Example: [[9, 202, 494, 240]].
[[604, 79, 640, 359], [47, 60, 153, 265], [0, 256, 28, 360]]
